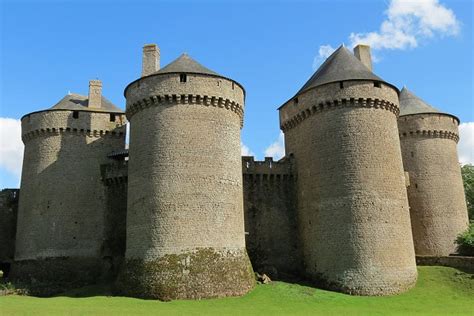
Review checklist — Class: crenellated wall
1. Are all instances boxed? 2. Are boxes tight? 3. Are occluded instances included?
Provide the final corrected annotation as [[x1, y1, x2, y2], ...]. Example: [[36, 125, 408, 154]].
[[242, 156, 302, 278]]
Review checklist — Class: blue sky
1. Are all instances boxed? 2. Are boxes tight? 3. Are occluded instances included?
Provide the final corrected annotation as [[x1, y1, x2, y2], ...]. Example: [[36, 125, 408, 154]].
[[0, 0, 473, 188]]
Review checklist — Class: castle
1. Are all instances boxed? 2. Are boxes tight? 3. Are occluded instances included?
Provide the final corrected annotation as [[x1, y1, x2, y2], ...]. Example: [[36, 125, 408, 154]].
[[0, 44, 469, 300]]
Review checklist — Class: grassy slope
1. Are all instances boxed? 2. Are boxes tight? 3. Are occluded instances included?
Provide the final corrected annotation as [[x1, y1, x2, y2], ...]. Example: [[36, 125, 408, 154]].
[[1, 266, 473, 316]]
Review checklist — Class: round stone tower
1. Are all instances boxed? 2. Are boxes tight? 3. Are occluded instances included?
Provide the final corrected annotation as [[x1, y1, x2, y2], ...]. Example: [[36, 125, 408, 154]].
[[12, 80, 126, 284], [116, 44, 254, 300], [278, 45, 417, 295], [398, 87, 469, 256]]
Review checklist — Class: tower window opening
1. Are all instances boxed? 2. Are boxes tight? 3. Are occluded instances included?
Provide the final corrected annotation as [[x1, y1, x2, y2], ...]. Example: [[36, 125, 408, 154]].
[[232, 82, 235, 90], [180, 73, 187, 83], [411, 151, 414, 158], [110, 113, 116, 122], [72, 111, 79, 119], [294, 97, 298, 105], [374, 82, 382, 88], [339, 81, 344, 89]]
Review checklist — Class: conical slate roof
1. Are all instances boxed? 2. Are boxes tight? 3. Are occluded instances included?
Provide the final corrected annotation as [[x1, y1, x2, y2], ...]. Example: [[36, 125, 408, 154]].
[[297, 45, 388, 95], [154, 53, 219, 76], [399, 87, 441, 116], [49, 93, 124, 113]]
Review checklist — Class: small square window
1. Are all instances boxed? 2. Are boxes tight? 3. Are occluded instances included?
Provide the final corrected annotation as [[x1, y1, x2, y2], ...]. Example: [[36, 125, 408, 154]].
[[374, 82, 382, 88], [180, 73, 187, 83], [110, 114, 116, 122], [73, 111, 79, 119]]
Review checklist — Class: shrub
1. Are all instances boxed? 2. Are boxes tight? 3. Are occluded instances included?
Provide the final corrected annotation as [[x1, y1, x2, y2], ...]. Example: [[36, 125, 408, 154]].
[[455, 222, 474, 256]]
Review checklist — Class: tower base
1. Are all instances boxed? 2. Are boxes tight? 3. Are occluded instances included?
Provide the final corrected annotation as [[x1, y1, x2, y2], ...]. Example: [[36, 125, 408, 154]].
[[115, 248, 255, 300]]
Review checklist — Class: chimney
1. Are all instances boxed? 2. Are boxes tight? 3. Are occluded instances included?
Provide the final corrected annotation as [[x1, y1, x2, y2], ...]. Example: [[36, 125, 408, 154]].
[[353, 44, 372, 71], [142, 44, 160, 77], [88, 80, 102, 108]]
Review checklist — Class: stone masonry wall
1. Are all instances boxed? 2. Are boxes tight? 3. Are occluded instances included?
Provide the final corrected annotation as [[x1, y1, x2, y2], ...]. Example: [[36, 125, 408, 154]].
[[242, 156, 301, 278], [101, 160, 128, 279], [13, 110, 126, 283], [279, 81, 417, 295], [398, 113, 469, 256], [0, 189, 19, 275], [118, 73, 254, 300]]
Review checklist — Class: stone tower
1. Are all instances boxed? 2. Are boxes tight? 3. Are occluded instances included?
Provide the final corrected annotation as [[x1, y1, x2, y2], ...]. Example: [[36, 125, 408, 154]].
[[116, 44, 254, 300], [12, 80, 126, 284], [278, 45, 417, 295], [398, 87, 469, 256]]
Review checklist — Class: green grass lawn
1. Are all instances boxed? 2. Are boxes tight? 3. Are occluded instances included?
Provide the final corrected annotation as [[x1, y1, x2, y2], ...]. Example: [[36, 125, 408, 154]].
[[1, 266, 473, 315]]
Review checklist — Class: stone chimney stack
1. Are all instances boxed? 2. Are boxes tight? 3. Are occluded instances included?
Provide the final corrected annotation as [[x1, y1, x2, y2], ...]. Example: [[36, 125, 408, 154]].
[[353, 44, 372, 71], [142, 44, 160, 77], [88, 80, 102, 108]]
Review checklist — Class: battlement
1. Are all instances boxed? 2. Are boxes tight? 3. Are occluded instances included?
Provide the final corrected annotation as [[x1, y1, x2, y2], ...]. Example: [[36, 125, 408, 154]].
[[280, 97, 399, 132], [126, 93, 244, 127], [279, 80, 399, 132], [21, 110, 126, 143], [242, 156, 295, 180], [398, 113, 460, 143]]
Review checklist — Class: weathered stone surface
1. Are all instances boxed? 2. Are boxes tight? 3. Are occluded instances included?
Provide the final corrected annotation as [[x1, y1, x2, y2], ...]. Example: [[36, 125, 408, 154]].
[[416, 255, 474, 273], [279, 80, 417, 295], [0, 189, 19, 276], [399, 113, 469, 256], [119, 63, 254, 299], [116, 248, 254, 300]]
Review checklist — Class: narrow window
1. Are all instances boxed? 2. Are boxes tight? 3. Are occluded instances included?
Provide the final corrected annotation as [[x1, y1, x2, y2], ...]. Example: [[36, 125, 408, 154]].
[[374, 82, 382, 88], [293, 97, 299, 105], [72, 111, 79, 119], [180, 73, 187, 83], [217, 80, 220, 86], [411, 151, 414, 158], [339, 81, 344, 89], [232, 82, 235, 90], [110, 113, 116, 122]]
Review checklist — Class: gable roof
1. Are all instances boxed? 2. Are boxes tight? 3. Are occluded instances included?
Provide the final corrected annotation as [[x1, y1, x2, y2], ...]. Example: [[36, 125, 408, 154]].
[[296, 45, 390, 95], [154, 53, 219, 76]]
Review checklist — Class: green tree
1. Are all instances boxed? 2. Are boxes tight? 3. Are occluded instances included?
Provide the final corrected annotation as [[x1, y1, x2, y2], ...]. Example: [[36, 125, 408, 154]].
[[461, 164, 474, 220]]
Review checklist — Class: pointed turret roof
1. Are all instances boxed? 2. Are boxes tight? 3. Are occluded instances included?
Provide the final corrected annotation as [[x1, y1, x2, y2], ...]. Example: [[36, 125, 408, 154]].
[[399, 87, 459, 122], [49, 94, 123, 113], [296, 45, 390, 95], [399, 87, 440, 116], [154, 53, 219, 76]]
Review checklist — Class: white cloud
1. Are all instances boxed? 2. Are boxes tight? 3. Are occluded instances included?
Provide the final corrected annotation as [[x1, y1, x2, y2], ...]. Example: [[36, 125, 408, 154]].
[[264, 132, 285, 160], [0, 118, 24, 177], [313, 44, 336, 70], [241, 142, 254, 156], [458, 122, 474, 165], [315, 0, 460, 66]]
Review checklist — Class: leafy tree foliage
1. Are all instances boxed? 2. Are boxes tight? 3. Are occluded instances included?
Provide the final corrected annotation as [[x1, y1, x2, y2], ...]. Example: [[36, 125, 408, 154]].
[[461, 164, 474, 220]]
